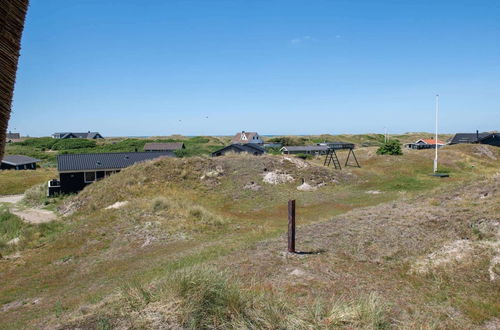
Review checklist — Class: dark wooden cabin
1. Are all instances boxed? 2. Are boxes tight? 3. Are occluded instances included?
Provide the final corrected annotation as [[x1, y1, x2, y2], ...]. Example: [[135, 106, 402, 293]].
[[211, 144, 265, 157], [449, 131, 500, 147], [1, 155, 41, 170], [51, 151, 174, 195], [144, 142, 185, 152]]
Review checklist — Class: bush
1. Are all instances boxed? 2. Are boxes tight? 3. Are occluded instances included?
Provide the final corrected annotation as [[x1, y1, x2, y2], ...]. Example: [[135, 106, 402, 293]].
[[51, 139, 97, 150], [296, 153, 314, 160], [268, 136, 308, 146], [376, 140, 402, 155], [167, 267, 248, 329], [188, 205, 225, 226], [174, 149, 188, 158], [23, 183, 49, 207], [15, 137, 58, 149]]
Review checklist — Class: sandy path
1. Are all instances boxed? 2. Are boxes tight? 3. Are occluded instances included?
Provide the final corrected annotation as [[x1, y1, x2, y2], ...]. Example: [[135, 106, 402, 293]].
[[0, 194, 24, 204], [10, 208, 57, 224], [0, 194, 57, 224]]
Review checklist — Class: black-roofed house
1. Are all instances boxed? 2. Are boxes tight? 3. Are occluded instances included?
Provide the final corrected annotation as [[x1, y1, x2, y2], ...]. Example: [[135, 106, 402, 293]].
[[211, 144, 265, 157], [280, 145, 330, 155], [449, 131, 500, 147], [52, 132, 104, 139], [1, 155, 41, 170], [6, 132, 20, 140], [50, 152, 174, 195], [144, 142, 185, 152]]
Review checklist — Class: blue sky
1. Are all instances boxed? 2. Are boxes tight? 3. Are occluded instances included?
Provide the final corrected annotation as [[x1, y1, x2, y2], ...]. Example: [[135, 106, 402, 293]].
[[9, 0, 500, 136]]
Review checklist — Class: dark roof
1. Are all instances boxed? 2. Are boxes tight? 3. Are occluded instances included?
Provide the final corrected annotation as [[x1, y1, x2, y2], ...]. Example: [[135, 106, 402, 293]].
[[1, 155, 41, 166], [57, 152, 174, 172], [449, 133, 492, 144], [281, 145, 330, 152], [317, 142, 355, 149], [144, 142, 185, 151], [53, 132, 103, 139], [212, 143, 265, 156], [6, 132, 20, 139]]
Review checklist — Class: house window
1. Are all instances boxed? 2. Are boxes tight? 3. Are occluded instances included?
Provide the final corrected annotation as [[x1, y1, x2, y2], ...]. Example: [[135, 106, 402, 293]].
[[84, 171, 96, 183]]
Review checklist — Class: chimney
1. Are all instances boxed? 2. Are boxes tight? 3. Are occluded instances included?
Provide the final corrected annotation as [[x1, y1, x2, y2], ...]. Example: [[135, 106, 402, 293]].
[[476, 130, 479, 142]]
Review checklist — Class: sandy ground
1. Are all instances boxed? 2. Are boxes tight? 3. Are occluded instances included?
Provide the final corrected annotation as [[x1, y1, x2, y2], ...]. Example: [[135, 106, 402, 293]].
[[0, 194, 57, 224], [0, 194, 24, 204], [10, 208, 57, 224]]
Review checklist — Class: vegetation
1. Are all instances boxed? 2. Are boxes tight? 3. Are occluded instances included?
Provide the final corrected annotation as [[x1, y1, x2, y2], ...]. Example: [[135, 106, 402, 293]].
[[295, 153, 314, 160], [376, 139, 403, 155], [0, 168, 56, 195], [0, 207, 64, 254], [0, 142, 498, 329], [7, 136, 227, 167]]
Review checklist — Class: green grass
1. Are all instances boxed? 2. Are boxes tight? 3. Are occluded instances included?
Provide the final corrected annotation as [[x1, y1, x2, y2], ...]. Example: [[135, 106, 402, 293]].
[[6, 136, 226, 167], [0, 168, 56, 195], [0, 143, 497, 328], [0, 207, 65, 254]]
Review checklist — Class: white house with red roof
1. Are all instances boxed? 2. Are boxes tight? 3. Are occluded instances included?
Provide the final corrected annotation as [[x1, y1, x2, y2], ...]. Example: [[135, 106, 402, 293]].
[[406, 138, 446, 150], [231, 131, 263, 145]]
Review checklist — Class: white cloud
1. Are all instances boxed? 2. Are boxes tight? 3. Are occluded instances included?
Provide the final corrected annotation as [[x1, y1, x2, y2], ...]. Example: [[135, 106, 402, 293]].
[[290, 35, 314, 45]]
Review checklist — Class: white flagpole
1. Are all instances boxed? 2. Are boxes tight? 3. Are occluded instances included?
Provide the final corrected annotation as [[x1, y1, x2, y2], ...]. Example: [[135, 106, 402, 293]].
[[433, 94, 439, 173]]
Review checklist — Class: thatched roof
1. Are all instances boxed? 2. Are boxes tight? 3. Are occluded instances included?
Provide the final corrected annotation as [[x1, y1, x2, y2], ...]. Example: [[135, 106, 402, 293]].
[[0, 0, 29, 159]]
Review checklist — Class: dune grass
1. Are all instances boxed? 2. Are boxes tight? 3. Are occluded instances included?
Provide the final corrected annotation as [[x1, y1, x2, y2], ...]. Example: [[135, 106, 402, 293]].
[[0, 144, 498, 328], [0, 168, 56, 195]]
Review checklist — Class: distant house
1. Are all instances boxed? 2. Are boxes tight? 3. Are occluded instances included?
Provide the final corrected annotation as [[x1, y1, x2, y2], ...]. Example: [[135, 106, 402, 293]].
[[52, 132, 104, 139], [6, 132, 20, 140], [405, 139, 446, 150], [211, 144, 265, 157], [49, 152, 174, 195], [231, 131, 263, 145], [280, 145, 330, 155], [449, 131, 500, 147], [144, 142, 185, 152], [317, 142, 355, 150], [5, 131, 21, 143], [1, 155, 41, 170]]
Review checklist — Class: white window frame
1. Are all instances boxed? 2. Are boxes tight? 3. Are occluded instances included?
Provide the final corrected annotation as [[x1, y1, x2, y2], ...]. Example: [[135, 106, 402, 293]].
[[84, 171, 96, 183]]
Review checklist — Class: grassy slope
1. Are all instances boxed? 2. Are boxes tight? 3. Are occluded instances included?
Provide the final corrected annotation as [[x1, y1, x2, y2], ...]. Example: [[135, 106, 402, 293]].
[[0, 168, 56, 195], [4, 136, 228, 167], [4, 133, 452, 168], [0, 144, 498, 328]]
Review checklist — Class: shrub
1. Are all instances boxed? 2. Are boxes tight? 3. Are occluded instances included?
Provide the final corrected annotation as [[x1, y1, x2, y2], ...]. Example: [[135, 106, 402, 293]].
[[151, 197, 172, 212], [167, 267, 248, 329], [376, 140, 402, 155], [23, 183, 49, 207], [174, 149, 188, 158], [188, 205, 225, 226], [51, 139, 97, 150], [296, 153, 314, 160], [268, 136, 308, 146], [15, 137, 58, 149], [0, 208, 24, 245]]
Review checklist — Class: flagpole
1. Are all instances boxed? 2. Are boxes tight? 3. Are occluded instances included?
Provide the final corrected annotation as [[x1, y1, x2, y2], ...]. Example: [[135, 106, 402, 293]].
[[433, 94, 439, 173]]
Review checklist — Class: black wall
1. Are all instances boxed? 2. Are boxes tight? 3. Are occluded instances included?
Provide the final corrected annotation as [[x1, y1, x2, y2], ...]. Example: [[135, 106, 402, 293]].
[[0, 162, 36, 170], [481, 135, 500, 147], [60, 172, 87, 194]]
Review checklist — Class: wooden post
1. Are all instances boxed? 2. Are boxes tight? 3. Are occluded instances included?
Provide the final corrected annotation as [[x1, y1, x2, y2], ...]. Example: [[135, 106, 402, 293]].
[[288, 199, 296, 253]]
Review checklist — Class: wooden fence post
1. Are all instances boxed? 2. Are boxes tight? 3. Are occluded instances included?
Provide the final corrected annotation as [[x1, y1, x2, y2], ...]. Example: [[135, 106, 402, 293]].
[[288, 199, 296, 253]]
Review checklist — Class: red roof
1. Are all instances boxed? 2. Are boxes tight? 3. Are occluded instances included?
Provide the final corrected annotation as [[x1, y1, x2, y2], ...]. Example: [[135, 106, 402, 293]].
[[418, 139, 445, 145]]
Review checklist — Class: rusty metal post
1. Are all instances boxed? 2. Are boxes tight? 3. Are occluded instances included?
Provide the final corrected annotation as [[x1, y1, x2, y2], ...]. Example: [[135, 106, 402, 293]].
[[288, 199, 296, 253]]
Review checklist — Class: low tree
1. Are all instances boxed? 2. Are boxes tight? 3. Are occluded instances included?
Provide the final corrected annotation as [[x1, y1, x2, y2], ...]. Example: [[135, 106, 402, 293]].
[[376, 139, 402, 155]]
